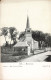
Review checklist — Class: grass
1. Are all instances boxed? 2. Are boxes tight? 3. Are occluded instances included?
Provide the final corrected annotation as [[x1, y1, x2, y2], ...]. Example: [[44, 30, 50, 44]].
[[1, 53, 28, 62], [1, 48, 51, 62]]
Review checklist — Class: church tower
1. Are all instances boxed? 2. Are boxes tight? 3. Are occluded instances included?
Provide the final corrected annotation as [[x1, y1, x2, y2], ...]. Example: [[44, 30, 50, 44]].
[[25, 16, 32, 37], [25, 16, 32, 46]]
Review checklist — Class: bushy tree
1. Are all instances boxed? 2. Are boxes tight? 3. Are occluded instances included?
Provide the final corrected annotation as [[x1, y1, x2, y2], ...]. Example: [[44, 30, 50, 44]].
[[19, 30, 51, 48], [0, 27, 8, 44], [9, 27, 18, 47], [45, 33, 51, 47]]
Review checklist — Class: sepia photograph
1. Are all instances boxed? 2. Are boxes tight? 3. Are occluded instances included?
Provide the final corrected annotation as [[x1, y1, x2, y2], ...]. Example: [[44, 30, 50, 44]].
[[0, 1, 51, 80], [0, 0, 51, 62]]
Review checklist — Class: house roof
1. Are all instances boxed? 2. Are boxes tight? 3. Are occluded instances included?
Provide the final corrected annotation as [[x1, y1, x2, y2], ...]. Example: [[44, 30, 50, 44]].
[[13, 41, 28, 47]]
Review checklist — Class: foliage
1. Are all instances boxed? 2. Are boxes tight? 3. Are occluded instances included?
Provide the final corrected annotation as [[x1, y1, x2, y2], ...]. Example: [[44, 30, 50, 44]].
[[0, 27, 8, 43], [45, 33, 51, 47], [32, 30, 45, 41], [19, 30, 51, 47], [0, 26, 51, 47], [0, 27, 18, 47], [9, 27, 18, 46], [1, 27, 8, 36]]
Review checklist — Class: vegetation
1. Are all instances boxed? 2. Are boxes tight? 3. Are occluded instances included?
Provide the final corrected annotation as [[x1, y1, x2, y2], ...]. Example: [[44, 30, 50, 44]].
[[19, 30, 51, 47], [9, 27, 18, 47], [0, 27, 18, 47], [0, 27, 8, 44], [0, 27, 51, 48], [1, 27, 51, 62]]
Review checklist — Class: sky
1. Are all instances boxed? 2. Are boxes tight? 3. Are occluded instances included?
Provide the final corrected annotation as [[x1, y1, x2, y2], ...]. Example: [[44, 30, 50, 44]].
[[0, 0, 51, 45]]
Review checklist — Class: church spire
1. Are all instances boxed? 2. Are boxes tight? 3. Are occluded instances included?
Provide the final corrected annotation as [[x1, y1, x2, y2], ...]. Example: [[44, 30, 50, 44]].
[[26, 15, 30, 29], [25, 15, 31, 34]]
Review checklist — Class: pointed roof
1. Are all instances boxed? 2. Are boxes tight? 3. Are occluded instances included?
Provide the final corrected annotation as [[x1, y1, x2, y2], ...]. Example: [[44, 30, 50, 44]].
[[26, 15, 30, 29]]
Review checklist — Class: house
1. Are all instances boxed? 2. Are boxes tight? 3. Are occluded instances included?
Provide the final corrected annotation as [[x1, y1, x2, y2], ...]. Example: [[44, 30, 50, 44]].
[[14, 16, 38, 55]]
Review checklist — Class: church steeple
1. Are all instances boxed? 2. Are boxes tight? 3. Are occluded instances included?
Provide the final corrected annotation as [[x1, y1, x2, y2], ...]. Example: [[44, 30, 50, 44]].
[[25, 16, 32, 47], [25, 15, 32, 35], [26, 15, 30, 29]]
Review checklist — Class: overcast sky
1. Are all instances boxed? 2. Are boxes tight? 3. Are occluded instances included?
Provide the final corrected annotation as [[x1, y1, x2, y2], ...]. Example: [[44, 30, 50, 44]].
[[0, 0, 51, 45]]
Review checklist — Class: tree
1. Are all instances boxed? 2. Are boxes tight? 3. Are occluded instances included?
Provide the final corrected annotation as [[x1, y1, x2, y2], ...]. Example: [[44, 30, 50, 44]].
[[9, 27, 18, 47], [18, 30, 51, 48], [0, 27, 8, 44], [32, 30, 45, 41], [45, 33, 51, 47], [18, 31, 25, 39], [32, 30, 45, 49], [19, 30, 45, 49]]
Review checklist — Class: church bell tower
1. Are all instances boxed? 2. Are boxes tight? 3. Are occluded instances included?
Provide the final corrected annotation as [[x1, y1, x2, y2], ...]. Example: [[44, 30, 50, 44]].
[[25, 16, 32, 46]]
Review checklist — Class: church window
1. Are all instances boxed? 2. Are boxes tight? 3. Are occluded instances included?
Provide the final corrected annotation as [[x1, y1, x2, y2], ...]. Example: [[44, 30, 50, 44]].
[[27, 30, 30, 32]]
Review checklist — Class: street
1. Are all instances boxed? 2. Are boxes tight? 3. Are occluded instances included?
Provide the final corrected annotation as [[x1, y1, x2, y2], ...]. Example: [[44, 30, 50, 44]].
[[19, 51, 51, 62]]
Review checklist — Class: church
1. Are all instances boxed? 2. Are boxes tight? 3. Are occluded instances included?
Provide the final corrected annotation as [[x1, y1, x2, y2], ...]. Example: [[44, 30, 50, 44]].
[[14, 16, 38, 55]]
